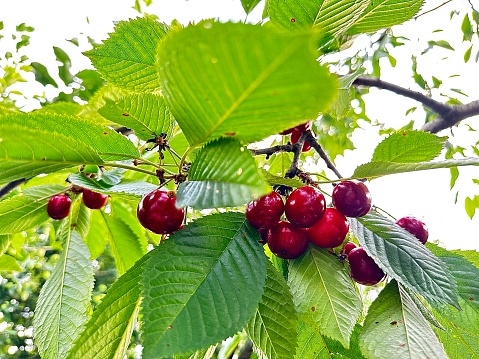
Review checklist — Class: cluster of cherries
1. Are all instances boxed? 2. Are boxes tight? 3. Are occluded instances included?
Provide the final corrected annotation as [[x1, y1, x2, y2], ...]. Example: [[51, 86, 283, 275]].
[[246, 180, 429, 286], [47, 188, 109, 220]]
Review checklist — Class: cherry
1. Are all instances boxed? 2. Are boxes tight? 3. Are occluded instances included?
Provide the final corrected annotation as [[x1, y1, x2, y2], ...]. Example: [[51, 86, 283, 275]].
[[290, 129, 311, 152], [395, 216, 429, 244], [137, 189, 185, 234], [279, 121, 312, 135], [266, 221, 309, 259], [47, 195, 72, 220], [332, 180, 372, 217], [307, 208, 349, 248], [341, 241, 357, 256], [245, 191, 284, 229], [285, 186, 326, 228], [82, 188, 108, 210], [348, 247, 386, 286]]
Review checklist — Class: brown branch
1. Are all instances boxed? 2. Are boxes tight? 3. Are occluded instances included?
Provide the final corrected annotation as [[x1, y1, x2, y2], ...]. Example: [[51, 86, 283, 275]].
[[0, 178, 27, 199], [304, 131, 343, 179], [250, 143, 294, 158], [414, 0, 453, 19], [422, 99, 479, 133]]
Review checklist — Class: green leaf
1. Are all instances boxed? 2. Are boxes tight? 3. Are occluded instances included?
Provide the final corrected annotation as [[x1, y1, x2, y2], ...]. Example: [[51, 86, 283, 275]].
[[30, 61, 58, 87], [141, 212, 267, 358], [85, 210, 108, 258], [464, 195, 479, 219], [353, 157, 479, 179], [68, 252, 149, 359], [350, 211, 459, 308], [371, 131, 446, 163], [359, 280, 448, 359], [427, 40, 455, 51], [462, 14, 474, 41], [157, 21, 337, 146], [33, 230, 94, 359], [288, 246, 362, 347], [259, 169, 305, 188], [246, 261, 298, 359], [347, 0, 424, 35], [85, 16, 169, 92], [98, 93, 175, 141], [176, 138, 270, 209], [464, 44, 473, 63], [323, 324, 366, 359], [0, 235, 10, 256], [0, 185, 67, 234], [294, 321, 330, 359], [0, 254, 22, 271], [241, 0, 262, 14]]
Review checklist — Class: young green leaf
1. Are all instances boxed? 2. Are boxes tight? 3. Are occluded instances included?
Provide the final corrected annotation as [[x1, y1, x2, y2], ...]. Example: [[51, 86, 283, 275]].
[[259, 169, 305, 188], [0, 185, 67, 235], [98, 93, 175, 141], [350, 211, 459, 308], [157, 21, 338, 146], [359, 280, 448, 359], [246, 261, 298, 359], [85, 16, 169, 92], [0, 254, 22, 271], [141, 212, 267, 358], [176, 138, 270, 209], [0, 235, 9, 256], [288, 246, 362, 347], [241, 0, 262, 14], [33, 230, 94, 359]]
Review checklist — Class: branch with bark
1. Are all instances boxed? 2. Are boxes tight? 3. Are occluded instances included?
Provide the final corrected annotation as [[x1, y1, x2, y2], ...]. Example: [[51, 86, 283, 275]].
[[353, 76, 479, 133]]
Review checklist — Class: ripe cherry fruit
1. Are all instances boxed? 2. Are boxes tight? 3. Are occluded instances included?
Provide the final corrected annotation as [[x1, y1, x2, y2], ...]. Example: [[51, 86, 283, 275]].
[[47, 195, 72, 220], [82, 189, 108, 210], [290, 129, 312, 152], [279, 121, 312, 135], [137, 189, 185, 234], [266, 221, 309, 259], [395, 216, 429, 244], [348, 247, 386, 286], [307, 207, 349, 248], [341, 241, 357, 256], [285, 186, 326, 228], [245, 191, 284, 229], [332, 180, 372, 217]]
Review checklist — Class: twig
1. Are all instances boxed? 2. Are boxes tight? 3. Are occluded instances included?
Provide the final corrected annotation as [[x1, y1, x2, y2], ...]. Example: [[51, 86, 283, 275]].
[[0, 178, 27, 199], [304, 131, 343, 179], [414, 0, 453, 19], [249, 143, 294, 158]]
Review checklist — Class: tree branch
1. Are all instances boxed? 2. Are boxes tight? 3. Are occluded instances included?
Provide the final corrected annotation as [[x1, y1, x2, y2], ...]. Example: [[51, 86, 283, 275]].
[[0, 178, 27, 199]]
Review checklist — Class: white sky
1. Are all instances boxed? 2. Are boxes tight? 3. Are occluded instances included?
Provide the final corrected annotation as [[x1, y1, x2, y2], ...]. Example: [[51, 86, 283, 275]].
[[2, 0, 479, 250]]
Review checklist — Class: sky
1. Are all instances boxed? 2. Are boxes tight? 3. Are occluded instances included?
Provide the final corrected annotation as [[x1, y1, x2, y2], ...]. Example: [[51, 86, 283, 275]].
[[2, 0, 479, 250]]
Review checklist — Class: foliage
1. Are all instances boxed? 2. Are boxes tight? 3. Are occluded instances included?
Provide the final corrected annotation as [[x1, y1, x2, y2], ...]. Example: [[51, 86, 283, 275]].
[[1, 1, 479, 359]]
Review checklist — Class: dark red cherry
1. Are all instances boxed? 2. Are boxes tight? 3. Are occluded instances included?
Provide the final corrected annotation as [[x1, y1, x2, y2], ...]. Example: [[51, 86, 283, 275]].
[[47, 195, 72, 220], [82, 189, 108, 210], [395, 216, 429, 244], [307, 208, 349, 248], [279, 121, 312, 135], [332, 180, 372, 217], [348, 247, 386, 286], [137, 189, 185, 234], [266, 221, 309, 259], [290, 129, 311, 152], [285, 186, 326, 228], [245, 191, 284, 229], [341, 242, 357, 256]]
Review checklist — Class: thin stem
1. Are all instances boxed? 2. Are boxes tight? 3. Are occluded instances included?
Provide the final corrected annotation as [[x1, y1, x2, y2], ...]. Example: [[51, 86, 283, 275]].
[[103, 162, 158, 176], [304, 131, 343, 179]]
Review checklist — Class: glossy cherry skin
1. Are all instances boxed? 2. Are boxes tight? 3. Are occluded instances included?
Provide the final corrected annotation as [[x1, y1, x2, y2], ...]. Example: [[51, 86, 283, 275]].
[[47, 195, 72, 220], [396, 216, 429, 244], [279, 121, 312, 135], [267, 221, 309, 259], [82, 189, 108, 210], [307, 208, 349, 248], [285, 186, 326, 228], [341, 242, 357, 256], [348, 247, 386, 286], [332, 180, 372, 217], [290, 129, 312, 152], [245, 191, 284, 229], [137, 189, 185, 234]]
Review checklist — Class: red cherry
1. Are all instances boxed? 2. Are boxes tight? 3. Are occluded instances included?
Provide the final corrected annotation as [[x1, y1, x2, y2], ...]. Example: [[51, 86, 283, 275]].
[[341, 242, 357, 256], [266, 221, 309, 259], [348, 247, 386, 286], [285, 186, 326, 228], [395, 216, 429, 244], [279, 121, 312, 135], [307, 208, 349, 248], [290, 129, 311, 152], [137, 189, 185, 234], [47, 195, 72, 220], [245, 191, 284, 229], [332, 180, 372, 217], [82, 189, 108, 210]]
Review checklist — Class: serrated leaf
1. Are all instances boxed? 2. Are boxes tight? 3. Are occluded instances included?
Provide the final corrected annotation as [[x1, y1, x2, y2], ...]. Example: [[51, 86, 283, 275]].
[[347, 0, 424, 35], [85, 16, 169, 92], [288, 246, 362, 347], [33, 230, 94, 359], [68, 252, 149, 359], [98, 93, 175, 141], [241, 0, 262, 14], [323, 324, 366, 359], [69, 199, 91, 239], [157, 21, 337, 146], [0, 185, 67, 234], [259, 169, 305, 188], [350, 211, 459, 308], [353, 157, 479, 179], [359, 280, 448, 359], [371, 131, 446, 163], [176, 138, 270, 209], [141, 212, 267, 358], [246, 261, 298, 359], [85, 209, 108, 258], [0, 254, 22, 271], [294, 321, 330, 359]]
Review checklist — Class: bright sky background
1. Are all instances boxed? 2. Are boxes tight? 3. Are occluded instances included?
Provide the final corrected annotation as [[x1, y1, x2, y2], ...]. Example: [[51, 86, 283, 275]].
[[2, 0, 479, 250]]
